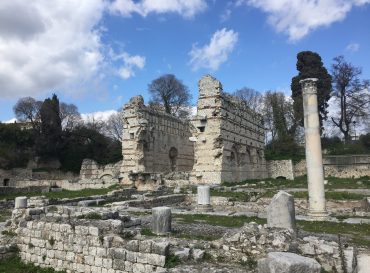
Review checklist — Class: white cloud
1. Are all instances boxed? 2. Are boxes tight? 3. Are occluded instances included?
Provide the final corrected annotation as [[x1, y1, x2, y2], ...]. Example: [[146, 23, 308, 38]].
[[115, 52, 146, 80], [81, 110, 118, 122], [0, 0, 106, 98], [242, 0, 370, 42], [0, 1, 147, 99], [109, 0, 207, 18], [189, 28, 238, 71], [346, 42, 360, 52]]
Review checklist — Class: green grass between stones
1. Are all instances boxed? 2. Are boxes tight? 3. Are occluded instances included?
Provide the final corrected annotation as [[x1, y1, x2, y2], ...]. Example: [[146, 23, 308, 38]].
[[0, 256, 66, 273]]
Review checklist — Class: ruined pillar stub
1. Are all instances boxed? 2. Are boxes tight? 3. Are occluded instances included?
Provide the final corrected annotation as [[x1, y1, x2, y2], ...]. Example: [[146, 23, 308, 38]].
[[196, 185, 213, 212], [267, 191, 296, 230], [300, 78, 328, 219], [151, 206, 171, 235], [15, 196, 27, 209]]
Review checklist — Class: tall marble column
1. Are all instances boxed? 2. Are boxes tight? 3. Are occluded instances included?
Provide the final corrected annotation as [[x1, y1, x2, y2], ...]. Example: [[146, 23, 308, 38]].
[[300, 78, 328, 219]]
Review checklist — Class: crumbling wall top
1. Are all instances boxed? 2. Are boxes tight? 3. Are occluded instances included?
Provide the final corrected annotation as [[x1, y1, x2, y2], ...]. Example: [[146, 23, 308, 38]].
[[198, 75, 223, 97]]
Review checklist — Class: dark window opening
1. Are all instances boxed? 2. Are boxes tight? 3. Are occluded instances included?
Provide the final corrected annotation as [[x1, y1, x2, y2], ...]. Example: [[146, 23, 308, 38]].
[[169, 147, 178, 172], [3, 178, 9, 186], [197, 126, 205, 132], [130, 133, 134, 139]]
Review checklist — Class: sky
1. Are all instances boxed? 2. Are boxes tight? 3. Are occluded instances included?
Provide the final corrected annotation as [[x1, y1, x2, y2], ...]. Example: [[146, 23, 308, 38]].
[[1, 0, 370, 122]]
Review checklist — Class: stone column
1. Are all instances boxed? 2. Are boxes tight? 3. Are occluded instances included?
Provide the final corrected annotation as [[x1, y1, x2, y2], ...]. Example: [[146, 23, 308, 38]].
[[300, 78, 328, 219], [15, 196, 27, 209], [196, 185, 213, 212], [151, 206, 171, 235]]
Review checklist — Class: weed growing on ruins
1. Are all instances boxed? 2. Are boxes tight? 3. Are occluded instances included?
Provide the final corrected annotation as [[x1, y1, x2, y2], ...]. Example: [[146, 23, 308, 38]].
[[164, 254, 181, 268], [141, 227, 156, 236], [0, 210, 11, 222], [211, 190, 261, 202], [48, 237, 55, 246], [0, 256, 66, 273], [76, 212, 102, 220], [47, 206, 58, 212], [1, 230, 16, 237], [239, 257, 258, 270]]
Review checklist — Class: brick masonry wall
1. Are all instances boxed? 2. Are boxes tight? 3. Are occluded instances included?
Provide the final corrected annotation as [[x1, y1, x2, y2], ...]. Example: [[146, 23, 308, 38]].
[[121, 96, 194, 185], [17, 220, 169, 273], [191, 75, 268, 184]]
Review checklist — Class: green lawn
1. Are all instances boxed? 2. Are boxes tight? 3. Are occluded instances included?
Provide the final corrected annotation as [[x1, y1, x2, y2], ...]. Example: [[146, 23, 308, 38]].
[[0, 256, 65, 273], [222, 176, 370, 190], [0, 210, 11, 222], [0, 184, 119, 201]]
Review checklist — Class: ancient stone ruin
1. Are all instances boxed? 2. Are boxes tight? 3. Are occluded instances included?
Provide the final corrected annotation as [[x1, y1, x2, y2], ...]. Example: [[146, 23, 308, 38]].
[[121, 75, 267, 189]]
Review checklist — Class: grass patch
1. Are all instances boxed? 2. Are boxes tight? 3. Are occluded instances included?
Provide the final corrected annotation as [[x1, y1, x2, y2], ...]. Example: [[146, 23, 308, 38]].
[[1, 230, 16, 237], [164, 254, 181, 268], [262, 190, 365, 200], [211, 190, 261, 202], [222, 176, 370, 190], [0, 256, 66, 273], [297, 220, 370, 248], [0, 184, 120, 200], [0, 210, 11, 222], [174, 214, 265, 228], [77, 212, 102, 220]]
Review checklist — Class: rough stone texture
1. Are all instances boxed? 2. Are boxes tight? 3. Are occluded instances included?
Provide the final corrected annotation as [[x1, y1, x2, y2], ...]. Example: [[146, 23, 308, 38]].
[[257, 252, 321, 273], [293, 155, 370, 179], [190, 75, 267, 184], [79, 159, 121, 188], [267, 191, 296, 230], [356, 253, 370, 273], [120, 95, 194, 188], [120, 75, 268, 187], [152, 207, 171, 235], [15, 197, 27, 209], [15, 219, 168, 273], [267, 160, 294, 180]]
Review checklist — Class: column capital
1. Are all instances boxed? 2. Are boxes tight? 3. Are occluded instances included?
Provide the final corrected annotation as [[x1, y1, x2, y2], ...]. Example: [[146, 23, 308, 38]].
[[299, 78, 318, 95]]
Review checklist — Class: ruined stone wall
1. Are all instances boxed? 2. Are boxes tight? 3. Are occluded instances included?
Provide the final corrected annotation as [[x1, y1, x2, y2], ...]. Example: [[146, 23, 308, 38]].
[[121, 96, 194, 184], [191, 75, 267, 184], [17, 220, 168, 273], [294, 155, 370, 178], [267, 160, 295, 180]]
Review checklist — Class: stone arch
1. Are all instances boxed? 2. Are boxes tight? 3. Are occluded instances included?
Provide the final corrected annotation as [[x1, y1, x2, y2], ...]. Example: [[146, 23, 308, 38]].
[[3, 178, 9, 186], [169, 147, 178, 171]]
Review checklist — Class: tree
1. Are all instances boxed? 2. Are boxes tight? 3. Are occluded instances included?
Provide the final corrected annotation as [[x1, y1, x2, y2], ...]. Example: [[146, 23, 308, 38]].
[[38, 94, 62, 158], [13, 97, 42, 131], [331, 56, 370, 143], [291, 51, 332, 130], [233, 87, 263, 114], [105, 110, 123, 142], [60, 102, 81, 131], [148, 74, 191, 117]]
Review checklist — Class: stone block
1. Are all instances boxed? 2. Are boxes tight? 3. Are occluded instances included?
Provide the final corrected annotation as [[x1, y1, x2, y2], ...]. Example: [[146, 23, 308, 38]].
[[267, 191, 296, 230], [257, 252, 321, 273], [357, 253, 370, 273]]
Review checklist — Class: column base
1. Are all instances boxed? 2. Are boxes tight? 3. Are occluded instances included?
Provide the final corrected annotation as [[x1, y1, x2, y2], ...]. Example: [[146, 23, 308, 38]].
[[196, 204, 213, 212], [308, 210, 329, 221]]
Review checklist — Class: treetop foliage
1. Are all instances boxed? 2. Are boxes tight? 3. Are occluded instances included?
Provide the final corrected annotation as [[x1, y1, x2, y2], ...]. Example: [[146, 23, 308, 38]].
[[291, 51, 332, 129]]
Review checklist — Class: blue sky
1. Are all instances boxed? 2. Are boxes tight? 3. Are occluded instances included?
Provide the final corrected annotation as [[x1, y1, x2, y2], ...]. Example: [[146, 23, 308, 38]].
[[1, 0, 370, 122]]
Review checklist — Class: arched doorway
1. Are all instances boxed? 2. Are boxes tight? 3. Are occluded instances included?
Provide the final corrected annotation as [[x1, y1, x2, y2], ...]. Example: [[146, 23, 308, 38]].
[[169, 147, 178, 171]]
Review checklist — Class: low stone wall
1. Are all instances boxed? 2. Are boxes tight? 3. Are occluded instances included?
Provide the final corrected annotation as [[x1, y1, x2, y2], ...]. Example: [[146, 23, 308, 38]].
[[0, 186, 49, 195], [269, 155, 370, 179], [17, 220, 169, 273], [0, 199, 15, 210], [114, 194, 186, 209], [267, 160, 294, 180]]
